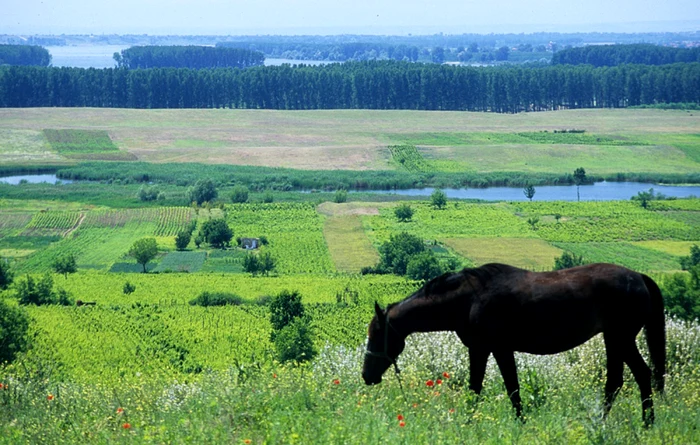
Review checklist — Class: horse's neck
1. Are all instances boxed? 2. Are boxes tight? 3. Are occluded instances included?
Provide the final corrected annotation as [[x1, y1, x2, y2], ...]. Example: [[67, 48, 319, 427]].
[[390, 297, 462, 336]]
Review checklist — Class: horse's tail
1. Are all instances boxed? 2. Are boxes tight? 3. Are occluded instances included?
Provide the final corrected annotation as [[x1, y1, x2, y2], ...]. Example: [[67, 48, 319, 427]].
[[642, 274, 666, 393]]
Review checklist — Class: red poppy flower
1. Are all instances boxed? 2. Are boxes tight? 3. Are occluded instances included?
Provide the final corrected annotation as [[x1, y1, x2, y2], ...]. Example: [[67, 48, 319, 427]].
[[449, 408, 456, 413], [47, 394, 54, 401], [116, 407, 124, 415], [436, 379, 443, 385], [122, 423, 131, 429], [442, 372, 450, 379], [399, 421, 406, 427], [243, 440, 252, 444], [333, 379, 340, 385], [273, 373, 277, 378], [0, 383, 4, 390], [426, 379, 434, 387], [397, 414, 404, 421]]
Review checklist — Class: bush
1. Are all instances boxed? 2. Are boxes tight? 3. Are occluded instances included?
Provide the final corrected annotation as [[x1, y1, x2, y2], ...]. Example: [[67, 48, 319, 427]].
[[334, 189, 348, 203], [230, 185, 249, 203], [274, 317, 317, 364], [430, 189, 447, 209], [187, 179, 218, 205], [394, 203, 414, 222], [269, 290, 305, 334], [243, 252, 276, 276], [660, 271, 700, 321], [0, 300, 30, 364], [52, 254, 77, 278], [406, 251, 445, 281], [378, 232, 426, 276], [189, 291, 244, 307], [0, 259, 13, 290], [553, 251, 587, 270], [16, 273, 73, 306], [137, 185, 160, 202], [175, 230, 192, 250], [123, 281, 136, 295], [200, 218, 233, 249], [680, 244, 700, 270], [263, 191, 274, 203]]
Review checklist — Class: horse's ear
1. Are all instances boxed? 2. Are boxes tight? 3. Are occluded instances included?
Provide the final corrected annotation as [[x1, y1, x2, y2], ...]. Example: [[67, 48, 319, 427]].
[[374, 301, 384, 324]]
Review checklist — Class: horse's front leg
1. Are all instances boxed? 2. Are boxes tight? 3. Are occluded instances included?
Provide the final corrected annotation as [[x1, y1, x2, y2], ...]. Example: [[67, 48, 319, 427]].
[[493, 350, 523, 419]]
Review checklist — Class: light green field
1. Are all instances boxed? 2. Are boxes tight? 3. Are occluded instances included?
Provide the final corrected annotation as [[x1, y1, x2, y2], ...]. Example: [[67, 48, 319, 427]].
[[320, 206, 380, 273], [444, 237, 563, 270], [1, 108, 699, 175]]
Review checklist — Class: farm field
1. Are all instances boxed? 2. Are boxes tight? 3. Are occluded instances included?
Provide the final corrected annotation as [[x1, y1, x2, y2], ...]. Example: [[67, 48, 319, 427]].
[[1, 107, 700, 442], [0, 195, 699, 442], [0, 108, 699, 176]]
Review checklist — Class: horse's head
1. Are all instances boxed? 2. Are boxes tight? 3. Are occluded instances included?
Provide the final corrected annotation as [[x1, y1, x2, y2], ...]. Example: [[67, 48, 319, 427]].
[[362, 302, 405, 385]]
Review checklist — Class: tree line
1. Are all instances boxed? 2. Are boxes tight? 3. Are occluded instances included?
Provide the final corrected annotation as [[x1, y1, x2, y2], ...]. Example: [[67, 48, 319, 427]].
[[114, 46, 265, 69], [1, 61, 698, 111], [552, 44, 700, 67], [0, 44, 51, 67], [218, 41, 420, 62]]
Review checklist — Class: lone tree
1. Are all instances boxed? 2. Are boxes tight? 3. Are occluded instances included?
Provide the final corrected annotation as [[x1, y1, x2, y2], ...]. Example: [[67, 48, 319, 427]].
[[52, 254, 77, 278], [200, 218, 233, 249], [430, 189, 447, 209], [573, 167, 587, 202], [129, 237, 158, 273], [187, 179, 218, 205], [394, 203, 414, 222], [174, 231, 191, 250], [523, 184, 536, 201]]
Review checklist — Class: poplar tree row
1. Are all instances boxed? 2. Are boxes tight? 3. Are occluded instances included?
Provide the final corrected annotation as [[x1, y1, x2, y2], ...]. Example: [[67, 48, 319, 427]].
[[1, 61, 698, 111], [0, 44, 51, 67], [115, 46, 264, 69], [552, 44, 700, 67]]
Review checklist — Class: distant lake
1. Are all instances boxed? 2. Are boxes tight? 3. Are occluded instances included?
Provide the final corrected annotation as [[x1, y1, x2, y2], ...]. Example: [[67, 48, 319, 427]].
[[47, 45, 128, 68], [45, 46, 334, 69], [362, 182, 700, 202], [0, 174, 72, 185]]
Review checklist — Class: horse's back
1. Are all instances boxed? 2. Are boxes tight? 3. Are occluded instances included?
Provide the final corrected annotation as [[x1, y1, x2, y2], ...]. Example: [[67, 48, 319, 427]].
[[470, 263, 652, 354]]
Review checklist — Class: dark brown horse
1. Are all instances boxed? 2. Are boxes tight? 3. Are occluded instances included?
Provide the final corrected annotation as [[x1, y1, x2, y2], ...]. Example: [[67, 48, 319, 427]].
[[362, 263, 666, 425]]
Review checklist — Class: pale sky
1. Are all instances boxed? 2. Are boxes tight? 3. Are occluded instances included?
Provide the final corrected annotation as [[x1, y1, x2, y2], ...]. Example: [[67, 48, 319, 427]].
[[2, 0, 700, 35]]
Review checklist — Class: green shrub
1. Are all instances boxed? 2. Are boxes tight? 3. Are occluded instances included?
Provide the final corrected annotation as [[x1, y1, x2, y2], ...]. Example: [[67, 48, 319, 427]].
[[123, 281, 136, 295], [0, 299, 30, 364], [378, 232, 426, 276], [0, 259, 12, 290], [430, 189, 447, 209], [175, 231, 192, 250], [52, 254, 77, 278], [406, 251, 445, 281], [553, 251, 587, 270], [394, 203, 414, 222], [230, 185, 250, 203], [137, 185, 160, 202], [189, 291, 244, 307], [187, 179, 218, 205], [274, 317, 317, 364], [269, 290, 305, 333], [200, 218, 233, 249], [16, 273, 73, 306], [334, 189, 348, 203]]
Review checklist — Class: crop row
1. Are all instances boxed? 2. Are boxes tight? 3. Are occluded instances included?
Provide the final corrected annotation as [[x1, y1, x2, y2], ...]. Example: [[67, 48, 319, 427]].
[[20, 211, 82, 237]]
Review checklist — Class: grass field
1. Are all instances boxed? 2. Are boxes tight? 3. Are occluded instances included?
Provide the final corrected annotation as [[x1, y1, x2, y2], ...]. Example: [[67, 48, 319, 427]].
[[444, 237, 563, 270], [319, 203, 381, 272], [1, 108, 699, 175]]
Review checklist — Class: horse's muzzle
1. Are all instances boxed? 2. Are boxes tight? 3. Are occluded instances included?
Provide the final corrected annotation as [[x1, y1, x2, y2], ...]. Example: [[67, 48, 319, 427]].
[[362, 373, 382, 385]]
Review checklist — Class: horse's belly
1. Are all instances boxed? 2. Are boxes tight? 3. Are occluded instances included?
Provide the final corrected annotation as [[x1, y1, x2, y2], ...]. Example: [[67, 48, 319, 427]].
[[510, 315, 603, 355]]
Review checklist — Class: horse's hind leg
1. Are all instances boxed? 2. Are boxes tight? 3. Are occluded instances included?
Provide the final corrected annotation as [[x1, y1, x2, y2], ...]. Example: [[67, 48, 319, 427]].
[[603, 335, 624, 418], [622, 342, 654, 427], [468, 347, 489, 396], [493, 350, 522, 419]]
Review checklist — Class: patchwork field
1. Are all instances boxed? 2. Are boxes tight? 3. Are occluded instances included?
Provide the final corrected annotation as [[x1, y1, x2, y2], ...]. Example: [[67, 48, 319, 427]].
[[1, 108, 699, 176]]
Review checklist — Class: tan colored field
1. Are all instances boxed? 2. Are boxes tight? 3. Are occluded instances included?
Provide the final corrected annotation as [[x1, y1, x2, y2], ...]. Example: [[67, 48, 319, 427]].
[[1, 108, 699, 171], [444, 237, 564, 270]]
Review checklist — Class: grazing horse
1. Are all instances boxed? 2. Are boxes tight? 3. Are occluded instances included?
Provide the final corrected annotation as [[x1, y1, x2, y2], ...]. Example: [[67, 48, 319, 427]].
[[362, 263, 666, 425]]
